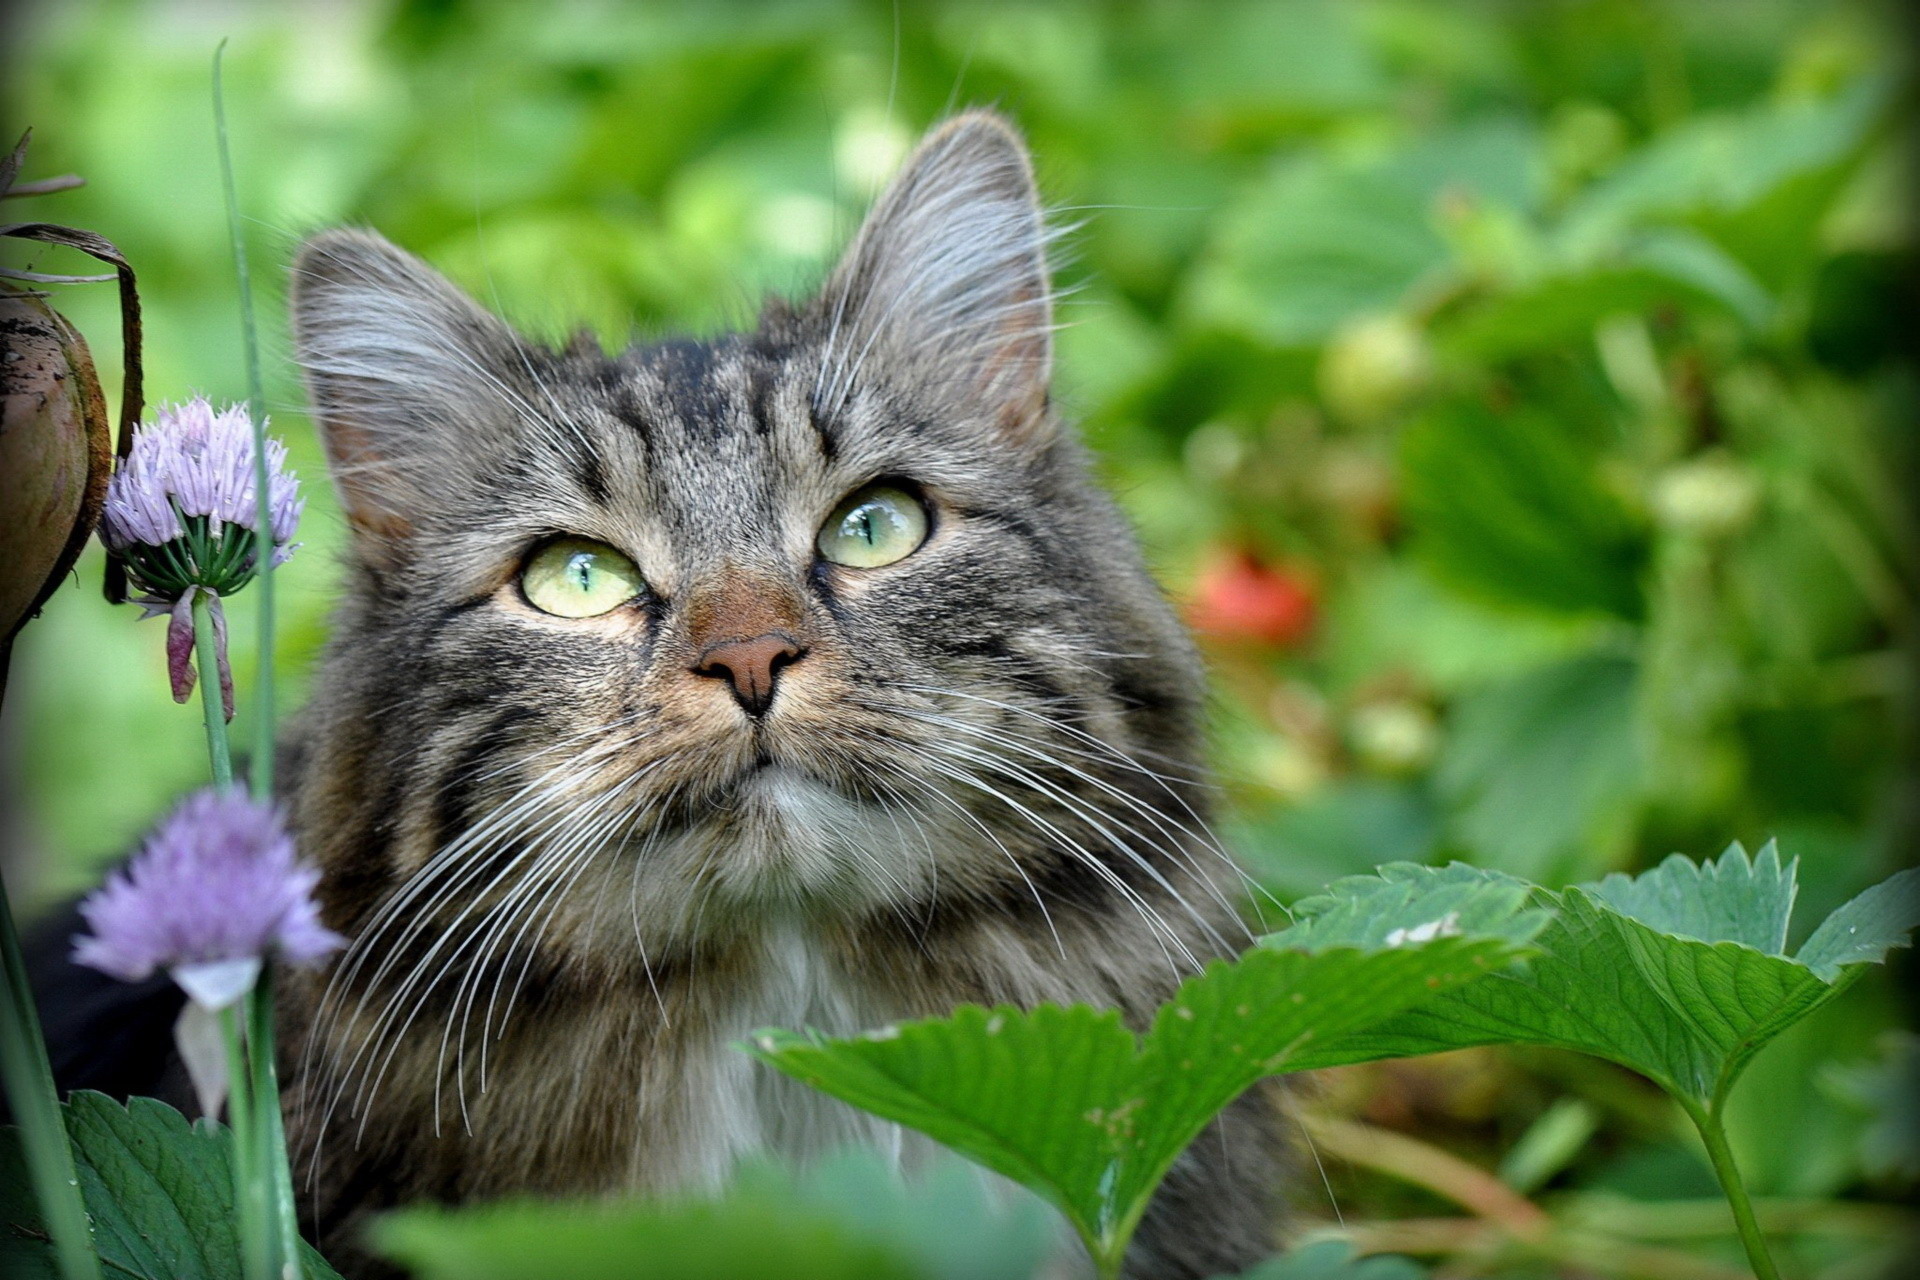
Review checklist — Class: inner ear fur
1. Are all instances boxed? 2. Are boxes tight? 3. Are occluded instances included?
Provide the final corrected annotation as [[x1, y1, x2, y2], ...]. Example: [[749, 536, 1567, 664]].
[[814, 111, 1055, 441], [289, 228, 529, 560]]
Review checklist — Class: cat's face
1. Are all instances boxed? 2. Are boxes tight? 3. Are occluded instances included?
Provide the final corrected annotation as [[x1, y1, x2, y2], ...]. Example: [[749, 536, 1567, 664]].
[[290, 114, 1217, 967]]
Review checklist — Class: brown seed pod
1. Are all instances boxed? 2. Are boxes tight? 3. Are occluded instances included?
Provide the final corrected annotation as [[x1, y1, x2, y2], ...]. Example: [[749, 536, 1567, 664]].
[[0, 129, 142, 681], [0, 284, 112, 645]]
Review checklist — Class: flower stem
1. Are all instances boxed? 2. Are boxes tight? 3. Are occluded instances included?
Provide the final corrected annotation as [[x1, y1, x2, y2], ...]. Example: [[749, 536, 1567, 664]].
[[1688, 1100, 1781, 1280], [212, 40, 277, 803], [214, 47, 298, 1278], [247, 970, 303, 1279], [220, 1004, 269, 1280], [192, 592, 233, 790], [0, 876, 102, 1280]]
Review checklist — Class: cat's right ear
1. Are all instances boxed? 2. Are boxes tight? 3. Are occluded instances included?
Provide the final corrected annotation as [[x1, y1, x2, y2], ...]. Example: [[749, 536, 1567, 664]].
[[290, 229, 523, 564]]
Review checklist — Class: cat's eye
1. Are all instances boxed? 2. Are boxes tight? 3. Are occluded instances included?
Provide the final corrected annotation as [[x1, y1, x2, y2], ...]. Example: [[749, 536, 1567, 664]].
[[520, 538, 646, 618], [817, 483, 929, 569]]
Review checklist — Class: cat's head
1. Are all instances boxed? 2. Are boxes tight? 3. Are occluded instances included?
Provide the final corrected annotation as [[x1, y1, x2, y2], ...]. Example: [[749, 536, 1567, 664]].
[[290, 113, 1219, 962]]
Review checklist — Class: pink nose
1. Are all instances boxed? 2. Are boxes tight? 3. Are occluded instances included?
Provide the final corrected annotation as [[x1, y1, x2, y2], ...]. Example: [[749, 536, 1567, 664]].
[[693, 632, 805, 716]]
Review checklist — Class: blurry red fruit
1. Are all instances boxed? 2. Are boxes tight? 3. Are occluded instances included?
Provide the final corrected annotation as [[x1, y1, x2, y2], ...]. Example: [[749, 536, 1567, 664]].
[[1187, 549, 1317, 648]]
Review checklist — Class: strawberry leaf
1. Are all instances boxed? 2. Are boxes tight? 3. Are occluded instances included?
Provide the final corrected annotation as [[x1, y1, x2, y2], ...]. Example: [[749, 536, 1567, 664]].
[[749, 866, 1541, 1271], [0, 1091, 341, 1280]]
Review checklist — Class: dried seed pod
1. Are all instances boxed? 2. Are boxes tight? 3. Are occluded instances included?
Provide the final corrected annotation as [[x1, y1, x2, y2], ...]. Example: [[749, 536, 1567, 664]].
[[0, 284, 112, 645]]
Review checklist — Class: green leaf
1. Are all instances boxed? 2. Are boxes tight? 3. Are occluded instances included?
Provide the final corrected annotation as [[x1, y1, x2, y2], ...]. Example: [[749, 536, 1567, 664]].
[[1229, 781, 1440, 902], [758, 1147, 1062, 1280], [1588, 841, 1796, 952], [1432, 652, 1641, 881], [1559, 74, 1891, 290], [373, 1194, 920, 1280], [756, 1004, 1135, 1242], [1268, 861, 1545, 952], [750, 873, 1540, 1268], [1795, 867, 1920, 981], [1307, 847, 1920, 1112], [1441, 228, 1774, 359], [1401, 403, 1651, 622], [1185, 123, 1538, 346], [1, 1092, 342, 1280], [372, 1145, 1059, 1280], [1229, 1239, 1427, 1280], [1121, 942, 1523, 1215]]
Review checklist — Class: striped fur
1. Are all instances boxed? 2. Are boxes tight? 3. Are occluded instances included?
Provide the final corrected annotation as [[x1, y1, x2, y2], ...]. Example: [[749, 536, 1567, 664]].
[[279, 112, 1285, 1277]]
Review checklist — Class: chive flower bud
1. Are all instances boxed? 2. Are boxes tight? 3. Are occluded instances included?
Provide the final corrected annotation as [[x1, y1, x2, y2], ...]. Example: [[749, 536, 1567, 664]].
[[72, 789, 342, 1010], [98, 397, 303, 710]]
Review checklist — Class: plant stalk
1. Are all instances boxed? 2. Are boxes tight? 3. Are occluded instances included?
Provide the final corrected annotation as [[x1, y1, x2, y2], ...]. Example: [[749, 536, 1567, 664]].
[[247, 970, 303, 1278], [1688, 1101, 1781, 1280], [211, 40, 276, 803], [219, 1005, 270, 1280], [0, 875, 102, 1280], [191, 591, 233, 789]]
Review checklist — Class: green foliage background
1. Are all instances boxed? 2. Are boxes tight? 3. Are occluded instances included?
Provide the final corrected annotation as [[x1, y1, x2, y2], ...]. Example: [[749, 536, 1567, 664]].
[[3, 1, 1914, 1276]]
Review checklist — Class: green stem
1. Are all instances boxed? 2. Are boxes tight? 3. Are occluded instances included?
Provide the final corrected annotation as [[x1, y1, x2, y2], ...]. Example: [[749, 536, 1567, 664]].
[[0, 875, 102, 1280], [220, 1005, 269, 1280], [247, 971, 302, 1279], [1086, 1225, 1125, 1280], [192, 592, 233, 790], [212, 40, 277, 803], [1688, 1101, 1781, 1280]]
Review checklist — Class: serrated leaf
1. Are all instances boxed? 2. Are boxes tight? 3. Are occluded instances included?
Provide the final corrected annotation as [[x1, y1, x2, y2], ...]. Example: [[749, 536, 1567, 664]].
[[1121, 940, 1522, 1217], [750, 872, 1538, 1268], [753, 1005, 1135, 1239], [1307, 847, 1920, 1114], [1594, 893, 1838, 1093], [1588, 841, 1795, 952], [1269, 861, 1543, 951], [0, 1091, 341, 1280], [1795, 867, 1920, 980]]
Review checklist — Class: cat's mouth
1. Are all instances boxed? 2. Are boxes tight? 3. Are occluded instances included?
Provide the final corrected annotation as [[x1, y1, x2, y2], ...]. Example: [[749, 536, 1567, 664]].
[[735, 759, 839, 806], [724, 755, 889, 826], [665, 723, 895, 819]]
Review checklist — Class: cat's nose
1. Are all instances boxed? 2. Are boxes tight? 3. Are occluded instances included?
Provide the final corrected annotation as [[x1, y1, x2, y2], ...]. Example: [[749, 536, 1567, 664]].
[[693, 632, 806, 717]]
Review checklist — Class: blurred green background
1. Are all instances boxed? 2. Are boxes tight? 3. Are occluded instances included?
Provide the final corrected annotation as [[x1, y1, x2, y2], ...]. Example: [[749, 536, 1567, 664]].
[[3, 1, 1914, 1276]]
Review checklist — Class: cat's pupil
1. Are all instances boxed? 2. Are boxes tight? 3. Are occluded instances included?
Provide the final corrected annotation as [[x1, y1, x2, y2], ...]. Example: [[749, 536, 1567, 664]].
[[856, 507, 876, 544], [566, 553, 593, 590]]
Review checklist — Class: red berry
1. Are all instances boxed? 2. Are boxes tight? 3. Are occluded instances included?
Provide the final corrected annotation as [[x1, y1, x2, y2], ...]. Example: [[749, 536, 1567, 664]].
[[1187, 549, 1318, 648]]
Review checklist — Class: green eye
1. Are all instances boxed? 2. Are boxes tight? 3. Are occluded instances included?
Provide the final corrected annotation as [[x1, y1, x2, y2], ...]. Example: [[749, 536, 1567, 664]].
[[817, 484, 930, 568], [520, 538, 646, 618]]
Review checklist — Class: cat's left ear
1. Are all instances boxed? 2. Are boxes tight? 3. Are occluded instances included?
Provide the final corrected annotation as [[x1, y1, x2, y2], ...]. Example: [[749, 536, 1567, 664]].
[[814, 111, 1054, 442]]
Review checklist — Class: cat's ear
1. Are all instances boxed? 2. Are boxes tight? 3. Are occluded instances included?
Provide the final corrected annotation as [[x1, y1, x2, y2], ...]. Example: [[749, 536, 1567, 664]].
[[815, 111, 1055, 441], [290, 228, 526, 561]]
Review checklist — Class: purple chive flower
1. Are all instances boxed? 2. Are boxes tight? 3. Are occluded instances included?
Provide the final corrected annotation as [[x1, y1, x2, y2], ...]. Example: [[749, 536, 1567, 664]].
[[73, 789, 343, 1010], [101, 395, 302, 566], [99, 397, 304, 712]]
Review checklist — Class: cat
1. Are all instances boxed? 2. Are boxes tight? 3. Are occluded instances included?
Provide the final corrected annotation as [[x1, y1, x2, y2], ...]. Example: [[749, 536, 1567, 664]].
[[37, 111, 1287, 1279]]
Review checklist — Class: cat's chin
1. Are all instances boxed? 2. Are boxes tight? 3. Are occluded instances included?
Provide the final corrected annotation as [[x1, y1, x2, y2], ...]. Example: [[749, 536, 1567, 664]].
[[641, 760, 936, 916], [733, 761, 845, 818]]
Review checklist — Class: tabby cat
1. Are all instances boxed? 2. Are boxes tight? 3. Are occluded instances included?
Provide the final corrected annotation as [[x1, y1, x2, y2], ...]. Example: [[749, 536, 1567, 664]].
[[45, 111, 1287, 1278]]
